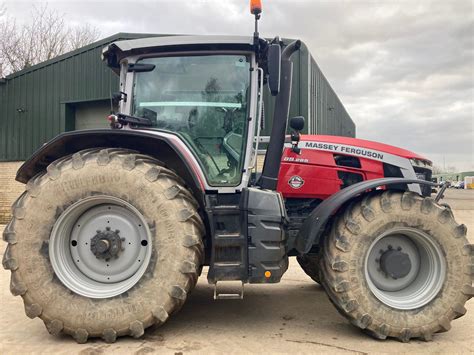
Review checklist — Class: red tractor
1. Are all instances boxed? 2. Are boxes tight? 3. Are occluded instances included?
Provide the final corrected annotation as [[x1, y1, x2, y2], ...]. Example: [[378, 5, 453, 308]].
[[3, 1, 471, 344]]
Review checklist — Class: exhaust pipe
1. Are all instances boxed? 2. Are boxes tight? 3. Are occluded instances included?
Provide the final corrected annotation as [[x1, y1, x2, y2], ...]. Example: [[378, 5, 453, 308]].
[[259, 40, 301, 190]]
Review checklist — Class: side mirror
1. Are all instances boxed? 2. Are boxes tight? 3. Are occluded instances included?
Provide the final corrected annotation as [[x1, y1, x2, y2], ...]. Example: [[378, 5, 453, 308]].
[[289, 116, 305, 154], [267, 43, 281, 96], [111, 91, 127, 106], [290, 116, 305, 131], [111, 92, 122, 106]]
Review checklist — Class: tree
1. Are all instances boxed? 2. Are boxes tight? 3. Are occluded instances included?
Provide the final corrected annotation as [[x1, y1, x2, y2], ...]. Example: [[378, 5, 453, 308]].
[[432, 165, 443, 175], [0, 3, 100, 77], [432, 165, 457, 175]]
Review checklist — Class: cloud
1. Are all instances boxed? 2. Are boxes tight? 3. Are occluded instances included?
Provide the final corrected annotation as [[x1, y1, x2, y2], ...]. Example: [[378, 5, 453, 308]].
[[4, 0, 473, 170]]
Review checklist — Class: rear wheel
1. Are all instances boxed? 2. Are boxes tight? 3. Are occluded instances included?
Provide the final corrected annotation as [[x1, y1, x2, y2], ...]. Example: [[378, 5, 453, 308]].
[[2, 148, 204, 343], [320, 191, 473, 342]]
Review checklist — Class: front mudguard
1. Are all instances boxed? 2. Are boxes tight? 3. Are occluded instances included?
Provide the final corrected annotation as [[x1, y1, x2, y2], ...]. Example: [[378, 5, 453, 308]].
[[295, 178, 439, 254]]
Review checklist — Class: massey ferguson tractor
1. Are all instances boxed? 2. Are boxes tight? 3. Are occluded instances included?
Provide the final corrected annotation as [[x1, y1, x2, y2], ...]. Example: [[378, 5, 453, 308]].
[[3, 0, 472, 344]]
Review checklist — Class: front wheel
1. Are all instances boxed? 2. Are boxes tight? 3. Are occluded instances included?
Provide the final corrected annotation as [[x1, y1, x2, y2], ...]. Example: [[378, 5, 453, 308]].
[[2, 149, 204, 343], [320, 191, 473, 342], [297, 254, 321, 284]]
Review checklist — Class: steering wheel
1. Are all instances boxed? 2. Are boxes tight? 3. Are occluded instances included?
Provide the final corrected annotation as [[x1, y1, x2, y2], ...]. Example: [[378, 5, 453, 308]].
[[188, 108, 198, 129], [216, 106, 239, 133]]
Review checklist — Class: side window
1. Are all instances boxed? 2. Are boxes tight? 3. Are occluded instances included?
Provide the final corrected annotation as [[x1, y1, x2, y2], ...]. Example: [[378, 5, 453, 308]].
[[133, 55, 251, 186]]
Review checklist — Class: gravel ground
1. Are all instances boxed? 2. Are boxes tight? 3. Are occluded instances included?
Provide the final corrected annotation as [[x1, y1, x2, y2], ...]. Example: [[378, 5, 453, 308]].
[[1, 189, 473, 354]]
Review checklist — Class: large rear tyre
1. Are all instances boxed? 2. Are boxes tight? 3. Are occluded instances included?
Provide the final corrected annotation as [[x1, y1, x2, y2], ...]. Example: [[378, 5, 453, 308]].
[[297, 254, 321, 284], [2, 149, 204, 343], [320, 191, 473, 342]]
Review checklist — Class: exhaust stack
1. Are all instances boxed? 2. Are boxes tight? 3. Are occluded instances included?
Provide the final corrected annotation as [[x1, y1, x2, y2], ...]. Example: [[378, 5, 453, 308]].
[[259, 40, 301, 190]]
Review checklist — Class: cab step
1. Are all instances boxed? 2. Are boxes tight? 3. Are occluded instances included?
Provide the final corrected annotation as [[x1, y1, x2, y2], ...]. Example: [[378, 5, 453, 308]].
[[213, 281, 244, 300]]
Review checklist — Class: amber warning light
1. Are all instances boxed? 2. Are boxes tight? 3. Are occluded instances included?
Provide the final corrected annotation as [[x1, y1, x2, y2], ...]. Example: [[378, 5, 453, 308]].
[[250, 0, 262, 15]]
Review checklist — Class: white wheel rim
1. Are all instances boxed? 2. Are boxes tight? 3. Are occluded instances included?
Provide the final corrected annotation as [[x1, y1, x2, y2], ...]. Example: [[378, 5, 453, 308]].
[[49, 195, 152, 299], [364, 227, 446, 310]]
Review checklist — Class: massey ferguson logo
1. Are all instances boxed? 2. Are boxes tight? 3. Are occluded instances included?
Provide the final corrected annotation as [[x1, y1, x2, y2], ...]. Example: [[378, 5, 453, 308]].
[[288, 175, 304, 189], [303, 141, 384, 160]]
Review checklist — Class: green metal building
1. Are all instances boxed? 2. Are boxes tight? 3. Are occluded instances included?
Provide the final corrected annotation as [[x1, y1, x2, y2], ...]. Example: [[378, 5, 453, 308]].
[[0, 33, 355, 162]]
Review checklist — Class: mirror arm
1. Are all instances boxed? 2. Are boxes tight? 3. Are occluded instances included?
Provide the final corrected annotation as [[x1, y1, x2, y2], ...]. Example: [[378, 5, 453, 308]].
[[291, 131, 301, 154]]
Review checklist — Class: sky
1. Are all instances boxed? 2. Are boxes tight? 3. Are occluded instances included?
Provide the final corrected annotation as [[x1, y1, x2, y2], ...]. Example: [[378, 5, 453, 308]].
[[3, 0, 473, 171]]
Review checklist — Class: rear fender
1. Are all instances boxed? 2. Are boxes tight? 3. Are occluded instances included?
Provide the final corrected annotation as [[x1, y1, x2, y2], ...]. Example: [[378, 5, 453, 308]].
[[295, 178, 438, 254], [16, 129, 207, 204]]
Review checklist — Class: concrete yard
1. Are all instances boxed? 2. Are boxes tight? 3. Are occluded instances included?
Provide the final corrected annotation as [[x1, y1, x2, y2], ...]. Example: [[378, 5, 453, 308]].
[[1, 189, 473, 354]]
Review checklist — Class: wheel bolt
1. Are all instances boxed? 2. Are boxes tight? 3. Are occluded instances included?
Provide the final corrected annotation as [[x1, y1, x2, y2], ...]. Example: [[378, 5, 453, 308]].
[[106, 226, 111, 231], [115, 230, 120, 234], [397, 246, 402, 251], [388, 245, 393, 250]]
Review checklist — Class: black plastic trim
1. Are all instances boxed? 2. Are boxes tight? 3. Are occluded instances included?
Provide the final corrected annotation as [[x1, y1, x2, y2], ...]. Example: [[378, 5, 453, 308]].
[[16, 129, 205, 201], [295, 178, 438, 254]]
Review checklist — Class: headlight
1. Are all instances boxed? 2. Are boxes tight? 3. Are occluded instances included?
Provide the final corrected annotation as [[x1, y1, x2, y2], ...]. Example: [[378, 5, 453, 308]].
[[415, 172, 426, 180], [410, 158, 432, 170]]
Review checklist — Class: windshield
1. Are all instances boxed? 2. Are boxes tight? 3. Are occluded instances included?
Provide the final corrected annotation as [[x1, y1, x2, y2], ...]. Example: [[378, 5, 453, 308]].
[[133, 54, 251, 187]]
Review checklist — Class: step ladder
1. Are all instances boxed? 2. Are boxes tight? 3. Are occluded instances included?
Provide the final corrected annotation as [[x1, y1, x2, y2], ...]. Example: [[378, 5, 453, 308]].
[[207, 204, 248, 283]]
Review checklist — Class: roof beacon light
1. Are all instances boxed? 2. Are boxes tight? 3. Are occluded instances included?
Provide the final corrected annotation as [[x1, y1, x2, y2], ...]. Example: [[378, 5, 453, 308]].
[[250, 0, 262, 15], [251, 0, 262, 48]]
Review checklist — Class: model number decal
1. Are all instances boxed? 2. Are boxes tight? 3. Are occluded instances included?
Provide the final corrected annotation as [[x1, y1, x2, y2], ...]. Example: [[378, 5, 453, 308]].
[[283, 156, 309, 163], [303, 142, 384, 160]]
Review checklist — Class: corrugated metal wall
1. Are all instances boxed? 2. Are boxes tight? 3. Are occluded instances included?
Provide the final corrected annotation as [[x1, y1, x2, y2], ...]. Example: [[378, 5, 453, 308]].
[[309, 57, 355, 137], [0, 33, 155, 161], [0, 47, 118, 160], [261, 41, 355, 138], [261, 39, 306, 136], [0, 35, 355, 162]]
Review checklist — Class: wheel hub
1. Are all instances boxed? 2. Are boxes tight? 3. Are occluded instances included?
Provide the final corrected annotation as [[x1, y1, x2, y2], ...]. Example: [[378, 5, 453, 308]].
[[90, 227, 124, 260], [379, 248, 412, 279]]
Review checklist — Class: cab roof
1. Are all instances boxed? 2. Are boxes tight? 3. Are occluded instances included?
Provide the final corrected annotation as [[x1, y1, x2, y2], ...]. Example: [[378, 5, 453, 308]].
[[102, 35, 255, 71]]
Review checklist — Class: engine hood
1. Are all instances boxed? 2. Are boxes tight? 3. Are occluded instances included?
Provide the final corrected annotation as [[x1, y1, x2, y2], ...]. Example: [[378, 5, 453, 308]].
[[301, 135, 431, 164]]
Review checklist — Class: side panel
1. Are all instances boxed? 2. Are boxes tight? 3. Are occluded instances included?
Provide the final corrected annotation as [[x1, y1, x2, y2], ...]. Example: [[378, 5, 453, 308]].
[[277, 135, 425, 197], [246, 188, 288, 283], [278, 146, 385, 199]]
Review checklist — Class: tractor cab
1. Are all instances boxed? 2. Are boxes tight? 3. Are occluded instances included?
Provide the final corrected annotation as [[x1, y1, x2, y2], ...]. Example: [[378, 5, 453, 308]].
[[103, 36, 261, 190]]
